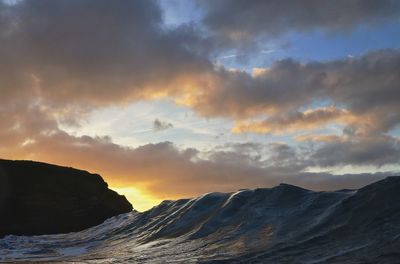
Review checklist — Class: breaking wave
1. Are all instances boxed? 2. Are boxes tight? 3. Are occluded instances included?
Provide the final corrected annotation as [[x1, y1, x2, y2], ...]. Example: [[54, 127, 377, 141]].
[[1, 177, 399, 263]]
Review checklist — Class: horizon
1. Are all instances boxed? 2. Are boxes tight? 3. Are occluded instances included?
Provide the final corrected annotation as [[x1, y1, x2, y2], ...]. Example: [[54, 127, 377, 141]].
[[1, 0, 400, 211], [3, 157, 398, 211]]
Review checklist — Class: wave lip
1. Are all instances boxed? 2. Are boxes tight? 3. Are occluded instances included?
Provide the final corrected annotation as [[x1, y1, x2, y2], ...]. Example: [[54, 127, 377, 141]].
[[1, 176, 399, 263]]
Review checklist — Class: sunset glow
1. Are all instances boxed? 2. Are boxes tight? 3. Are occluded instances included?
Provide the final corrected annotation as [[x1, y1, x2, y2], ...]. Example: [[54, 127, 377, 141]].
[[1, 0, 400, 211]]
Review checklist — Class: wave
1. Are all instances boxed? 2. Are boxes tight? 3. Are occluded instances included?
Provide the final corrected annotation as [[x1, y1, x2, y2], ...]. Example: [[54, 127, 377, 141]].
[[1, 177, 399, 263]]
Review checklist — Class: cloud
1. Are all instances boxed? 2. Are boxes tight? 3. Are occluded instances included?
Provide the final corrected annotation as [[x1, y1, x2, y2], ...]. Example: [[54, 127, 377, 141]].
[[9, 134, 396, 199], [199, 0, 400, 45], [294, 129, 400, 168], [182, 50, 400, 137], [232, 107, 355, 134], [0, 0, 212, 109], [0, 0, 399, 207], [0, 100, 397, 205], [295, 134, 342, 143], [311, 135, 400, 167], [153, 118, 173, 132], [1, 1, 399, 138]]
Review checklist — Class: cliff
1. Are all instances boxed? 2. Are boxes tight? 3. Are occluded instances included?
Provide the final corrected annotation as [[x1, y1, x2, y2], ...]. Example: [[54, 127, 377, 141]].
[[0, 159, 133, 237]]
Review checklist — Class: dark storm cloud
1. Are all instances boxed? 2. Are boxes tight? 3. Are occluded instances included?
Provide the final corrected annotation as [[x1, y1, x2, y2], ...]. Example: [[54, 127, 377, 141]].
[[153, 118, 173, 132], [0, 0, 212, 107], [311, 135, 400, 167], [199, 0, 400, 44]]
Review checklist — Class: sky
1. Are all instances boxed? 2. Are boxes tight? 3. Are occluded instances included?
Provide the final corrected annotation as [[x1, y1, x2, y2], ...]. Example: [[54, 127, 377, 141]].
[[1, 0, 400, 211]]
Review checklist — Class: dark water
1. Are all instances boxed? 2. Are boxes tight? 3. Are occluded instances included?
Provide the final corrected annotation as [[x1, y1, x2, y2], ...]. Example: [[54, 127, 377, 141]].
[[1, 177, 399, 263]]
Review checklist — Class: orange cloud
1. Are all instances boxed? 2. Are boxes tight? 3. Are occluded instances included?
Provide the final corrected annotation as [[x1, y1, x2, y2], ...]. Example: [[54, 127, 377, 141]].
[[295, 134, 343, 142], [232, 107, 357, 134], [1, 0, 400, 211], [1, 101, 397, 211]]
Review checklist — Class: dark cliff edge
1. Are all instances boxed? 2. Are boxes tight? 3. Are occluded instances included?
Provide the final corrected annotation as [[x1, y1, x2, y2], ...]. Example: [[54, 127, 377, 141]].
[[0, 159, 133, 238]]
